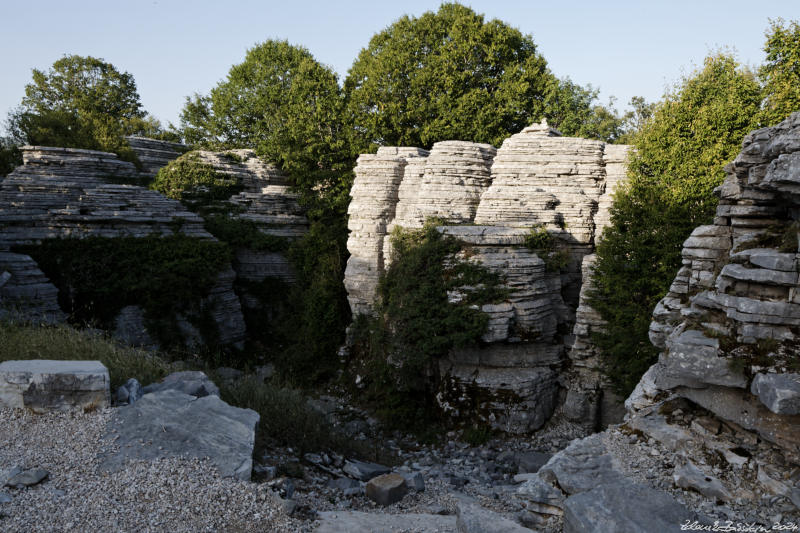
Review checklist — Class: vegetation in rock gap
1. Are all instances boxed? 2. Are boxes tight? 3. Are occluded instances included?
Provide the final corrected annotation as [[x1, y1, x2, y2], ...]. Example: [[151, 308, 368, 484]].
[[203, 215, 289, 252], [344, 3, 623, 148], [15, 235, 231, 350], [0, 136, 22, 177], [523, 224, 570, 272], [590, 53, 764, 395], [150, 153, 243, 206], [349, 223, 506, 432]]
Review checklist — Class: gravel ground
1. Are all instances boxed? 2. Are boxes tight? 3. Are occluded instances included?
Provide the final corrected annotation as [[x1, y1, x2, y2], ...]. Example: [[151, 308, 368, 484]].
[[0, 408, 305, 533]]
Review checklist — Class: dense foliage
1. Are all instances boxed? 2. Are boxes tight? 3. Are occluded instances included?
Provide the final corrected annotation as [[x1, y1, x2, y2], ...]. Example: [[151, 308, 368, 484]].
[[15, 235, 231, 349], [344, 3, 621, 148], [759, 19, 800, 126], [350, 224, 506, 431], [179, 40, 353, 198], [150, 152, 243, 205], [0, 136, 22, 177], [6, 54, 176, 165], [590, 54, 764, 395]]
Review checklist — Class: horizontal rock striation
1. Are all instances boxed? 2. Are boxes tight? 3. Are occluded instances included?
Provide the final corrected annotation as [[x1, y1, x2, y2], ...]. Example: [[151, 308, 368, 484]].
[[630, 112, 800, 459], [0, 252, 65, 324], [126, 136, 185, 178], [344, 122, 632, 433]]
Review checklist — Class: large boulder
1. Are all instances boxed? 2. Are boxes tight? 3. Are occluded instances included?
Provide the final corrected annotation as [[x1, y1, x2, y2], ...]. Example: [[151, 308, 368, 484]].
[[100, 389, 259, 480]]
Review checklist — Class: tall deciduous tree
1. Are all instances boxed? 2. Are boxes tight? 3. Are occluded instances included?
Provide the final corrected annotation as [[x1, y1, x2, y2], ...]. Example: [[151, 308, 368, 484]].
[[7, 55, 149, 163], [590, 53, 763, 394], [760, 18, 800, 126], [344, 3, 619, 149], [179, 40, 351, 197]]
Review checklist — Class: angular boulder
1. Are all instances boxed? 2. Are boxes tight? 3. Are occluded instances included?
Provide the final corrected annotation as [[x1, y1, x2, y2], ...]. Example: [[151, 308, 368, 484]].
[[751, 373, 800, 415], [141, 371, 220, 398], [0, 360, 110, 412], [365, 473, 408, 506], [100, 389, 259, 480]]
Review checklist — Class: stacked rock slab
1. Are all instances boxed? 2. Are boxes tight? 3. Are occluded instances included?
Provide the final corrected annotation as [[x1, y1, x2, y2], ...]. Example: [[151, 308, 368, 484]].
[[344, 124, 632, 433], [437, 226, 565, 432], [561, 144, 632, 431], [630, 112, 800, 459], [474, 122, 607, 307], [413, 141, 496, 224], [0, 146, 246, 348], [345, 147, 428, 315], [125, 136, 184, 179]]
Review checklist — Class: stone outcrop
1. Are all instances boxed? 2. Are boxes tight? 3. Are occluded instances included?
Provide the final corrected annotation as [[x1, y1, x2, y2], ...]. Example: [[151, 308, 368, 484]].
[[0, 143, 306, 351], [125, 136, 184, 178], [344, 122, 631, 432], [630, 111, 800, 461], [101, 387, 260, 481], [0, 360, 110, 412]]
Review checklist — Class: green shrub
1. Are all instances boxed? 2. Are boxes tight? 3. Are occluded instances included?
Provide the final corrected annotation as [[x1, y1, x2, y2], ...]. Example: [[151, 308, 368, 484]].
[[150, 153, 242, 206], [15, 235, 231, 349], [349, 223, 507, 432], [523, 224, 569, 272], [590, 53, 763, 396]]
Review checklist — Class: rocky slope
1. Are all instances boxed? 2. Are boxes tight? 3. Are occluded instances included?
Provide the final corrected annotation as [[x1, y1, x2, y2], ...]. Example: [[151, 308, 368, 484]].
[[344, 121, 631, 433]]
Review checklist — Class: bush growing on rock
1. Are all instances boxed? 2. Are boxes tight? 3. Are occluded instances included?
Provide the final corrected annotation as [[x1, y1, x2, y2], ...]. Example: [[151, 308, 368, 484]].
[[350, 223, 507, 431], [150, 153, 243, 205]]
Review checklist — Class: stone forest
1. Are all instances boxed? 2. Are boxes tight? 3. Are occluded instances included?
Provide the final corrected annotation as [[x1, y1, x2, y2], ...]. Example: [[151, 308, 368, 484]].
[[1, 4, 799, 532]]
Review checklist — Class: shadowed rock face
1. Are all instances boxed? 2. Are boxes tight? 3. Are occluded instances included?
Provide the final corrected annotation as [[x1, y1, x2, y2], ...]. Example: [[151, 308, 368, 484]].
[[630, 111, 800, 461], [343, 123, 631, 433]]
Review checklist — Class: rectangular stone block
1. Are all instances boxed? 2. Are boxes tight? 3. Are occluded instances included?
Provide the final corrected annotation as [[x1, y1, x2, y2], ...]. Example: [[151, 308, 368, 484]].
[[0, 360, 110, 412]]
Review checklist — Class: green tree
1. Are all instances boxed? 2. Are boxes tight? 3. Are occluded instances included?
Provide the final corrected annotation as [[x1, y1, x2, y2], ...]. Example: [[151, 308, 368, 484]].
[[544, 79, 625, 142], [344, 3, 614, 149], [179, 40, 351, 197], [616, 96, 657, 144], [7, 55, 147, 163], [0, 136, 22, 177], [590, 53, 763, 395], [760, 18, 800, 126]]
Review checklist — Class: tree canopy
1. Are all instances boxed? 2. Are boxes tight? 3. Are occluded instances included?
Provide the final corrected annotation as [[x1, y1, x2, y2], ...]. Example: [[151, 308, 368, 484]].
[[343, 3, 620, 149], [759, 18, 800, 126], [179, 40, 351, 198], [590, 53, 764, 394], [6, 55, 153, 163]]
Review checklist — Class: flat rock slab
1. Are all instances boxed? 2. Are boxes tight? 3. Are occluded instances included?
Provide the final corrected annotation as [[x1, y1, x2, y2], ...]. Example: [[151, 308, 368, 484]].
[[563, 481, 698, 533], [314, 511, 456, 533], [0, 360, 109, 412], [5, 468, 48, 488], [751, 372, 800, 415], [537, 434, 624, 495], [99, 389, 259, 481], [456, 502, 533, 533], [342, 459, 390, 481], [142, 370, 220, 398]]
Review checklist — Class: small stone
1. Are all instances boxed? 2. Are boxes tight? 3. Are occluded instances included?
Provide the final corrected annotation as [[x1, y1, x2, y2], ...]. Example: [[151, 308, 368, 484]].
[[0, 492, 12, 504], [400, 471, 425, 492], [673, 461, 733, 502], [5, 468, 49, 488], [342, 459, 390, 481], [327, 477, 361, 491], [515, 451, 552, 474], [115, 378, 143, 405], [365, 473, 408, 506]]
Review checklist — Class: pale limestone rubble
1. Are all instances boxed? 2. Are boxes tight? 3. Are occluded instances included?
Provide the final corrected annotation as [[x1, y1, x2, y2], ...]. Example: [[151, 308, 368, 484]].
[[344, 122, 632, 433], [628, 112, 800, 460]]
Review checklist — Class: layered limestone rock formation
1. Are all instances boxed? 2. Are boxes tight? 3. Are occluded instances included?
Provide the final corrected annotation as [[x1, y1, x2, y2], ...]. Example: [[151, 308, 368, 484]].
[[344, 123, 631, 433], [629, 112, 800, 461], [0, 144, 306, 350], [126, 136, 185, 178], [345, 147, 428, 315]]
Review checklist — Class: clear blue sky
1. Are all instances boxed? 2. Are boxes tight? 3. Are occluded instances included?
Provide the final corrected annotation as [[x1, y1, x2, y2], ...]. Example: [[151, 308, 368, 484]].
[[1, 0, 798, 134]]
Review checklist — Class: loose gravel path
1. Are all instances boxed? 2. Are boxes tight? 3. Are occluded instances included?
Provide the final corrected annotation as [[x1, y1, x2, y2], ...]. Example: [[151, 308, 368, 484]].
[[0, 408, 304, 532]]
